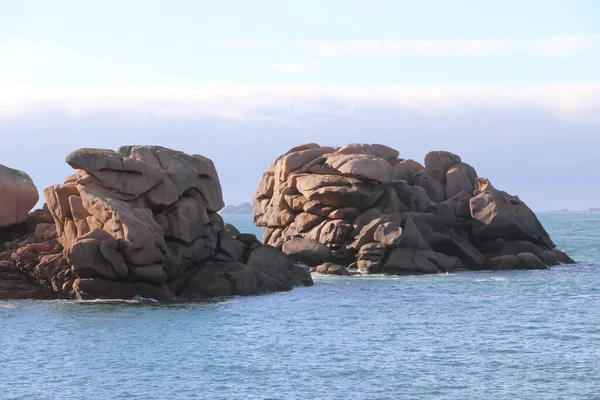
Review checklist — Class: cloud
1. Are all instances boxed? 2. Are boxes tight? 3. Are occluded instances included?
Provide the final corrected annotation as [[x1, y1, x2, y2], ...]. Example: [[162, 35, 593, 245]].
[[302, 35, 600, 55], [2, 84, 599, 212], [1, 83, 599, 124], [267, 62, 319, 72], [210, 40, 279, 50]]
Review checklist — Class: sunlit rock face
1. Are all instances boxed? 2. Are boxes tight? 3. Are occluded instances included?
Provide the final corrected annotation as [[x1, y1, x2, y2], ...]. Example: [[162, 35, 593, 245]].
[[15, 145, 312, 301], [0, 164, 39, 228], [253, 143, 574, 275]]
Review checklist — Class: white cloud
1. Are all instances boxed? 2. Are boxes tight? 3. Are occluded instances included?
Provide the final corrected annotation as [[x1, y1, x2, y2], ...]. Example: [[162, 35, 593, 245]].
[[1, 83, 599, 123], [210, 40, 279, 50], [302, 35, 600, 55], [267, 62, 319, 72]]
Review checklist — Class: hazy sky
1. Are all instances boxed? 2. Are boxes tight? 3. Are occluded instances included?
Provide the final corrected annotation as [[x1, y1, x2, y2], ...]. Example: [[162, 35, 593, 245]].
[[1, 0, 599, 211]]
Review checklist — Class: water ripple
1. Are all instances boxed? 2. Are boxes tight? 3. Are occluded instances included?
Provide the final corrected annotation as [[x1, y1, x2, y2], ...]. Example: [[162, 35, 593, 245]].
[[0, 213, 599, 399]]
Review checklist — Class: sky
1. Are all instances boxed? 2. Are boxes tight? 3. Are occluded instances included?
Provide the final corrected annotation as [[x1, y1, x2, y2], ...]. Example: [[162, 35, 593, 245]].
[[1, 0, 599, 211]]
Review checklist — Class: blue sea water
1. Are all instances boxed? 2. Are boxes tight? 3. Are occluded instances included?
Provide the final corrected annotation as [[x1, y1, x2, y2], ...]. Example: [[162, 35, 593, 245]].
[[1, 212, 599, 400]]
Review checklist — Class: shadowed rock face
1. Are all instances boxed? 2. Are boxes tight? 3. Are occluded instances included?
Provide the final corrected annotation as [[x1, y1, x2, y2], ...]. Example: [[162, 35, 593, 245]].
[[1, 145, 312, 301], [253, 143, 574, 275]]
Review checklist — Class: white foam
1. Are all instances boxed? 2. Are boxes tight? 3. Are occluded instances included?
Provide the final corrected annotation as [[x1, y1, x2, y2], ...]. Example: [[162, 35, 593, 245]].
[[474, 277, 507, 282]]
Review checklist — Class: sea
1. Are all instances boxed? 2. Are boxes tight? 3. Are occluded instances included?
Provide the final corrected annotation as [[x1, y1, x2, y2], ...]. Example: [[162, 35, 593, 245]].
[[1, 212, 599, 400]]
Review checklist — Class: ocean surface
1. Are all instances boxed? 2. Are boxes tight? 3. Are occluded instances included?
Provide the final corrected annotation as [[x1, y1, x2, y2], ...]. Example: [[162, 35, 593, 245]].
[[1, 212, 599, 399]]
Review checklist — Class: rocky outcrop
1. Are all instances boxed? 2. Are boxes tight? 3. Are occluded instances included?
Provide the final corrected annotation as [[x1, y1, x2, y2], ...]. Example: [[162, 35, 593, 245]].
[[0, 146, 312, 300], [253, 143, 575, 275], [0, 164, 39, 227], [221, 202, 253, 215]]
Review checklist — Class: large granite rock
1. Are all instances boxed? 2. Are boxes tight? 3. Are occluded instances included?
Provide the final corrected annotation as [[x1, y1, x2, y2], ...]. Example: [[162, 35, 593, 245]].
[[0, 165, 39, 227], [470, 178, 554, 248], [0, 146, 312, 300], [253, 143, 574, 276]]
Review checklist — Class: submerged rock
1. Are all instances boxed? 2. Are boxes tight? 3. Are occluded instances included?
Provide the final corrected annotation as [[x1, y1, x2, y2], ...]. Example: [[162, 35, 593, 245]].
[[0, 145, 312, 301], [253, 143, 573, 276], [312, 262, 351, 276]]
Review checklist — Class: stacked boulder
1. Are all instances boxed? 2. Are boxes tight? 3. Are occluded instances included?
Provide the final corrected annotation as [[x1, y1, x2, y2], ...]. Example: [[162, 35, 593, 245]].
[[1, 146, 312, 300], [253, 143, 574, 275]]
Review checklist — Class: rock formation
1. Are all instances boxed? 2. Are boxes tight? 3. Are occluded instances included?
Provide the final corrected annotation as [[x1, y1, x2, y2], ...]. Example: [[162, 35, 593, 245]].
[[0, 164, 39, 227], [253, 143, 575, 275], [0, 146, 312, 300], [221, 202, 253, 215]]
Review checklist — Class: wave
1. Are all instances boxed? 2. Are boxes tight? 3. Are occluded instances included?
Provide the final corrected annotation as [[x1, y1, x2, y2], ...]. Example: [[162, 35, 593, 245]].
[[474, 277, 508, 282]]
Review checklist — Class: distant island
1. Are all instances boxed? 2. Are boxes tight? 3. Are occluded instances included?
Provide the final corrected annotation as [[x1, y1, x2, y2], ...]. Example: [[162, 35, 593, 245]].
[[221, 202, 253, 214], [548, 207, 600, 213]]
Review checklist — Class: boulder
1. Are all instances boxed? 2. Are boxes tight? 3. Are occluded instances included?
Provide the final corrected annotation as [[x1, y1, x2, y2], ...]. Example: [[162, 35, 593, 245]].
[[66, 229, 129, 280], [0, 165, 39, 227], [392, 160, 424, 185], [400, 216, 432, 250], [553, 249, 576, 264], [413, 169, 446, 203], [424, 151, 461, 173], [398, 186, 432, 212], [445, 162, 477, 199], [482, 253, 548, 270], [224, 223, 241, 238], [376, 187, 408, 213], [0, 261, 47, 300], [516, 252, 548, 270], [318, 219, 353, 244], [336, 143, 399, 161], [314, 262, 351, 276], [73, 278, 173, 301], [348, 213, 402, 251], [358, 243, 388, 261], [278, 147, 335, 181], [383, 248, 455, 274], [175, 260, 299, 299], [11, 241, 73, 298], [34, 223, 57, 243], [356, 243, 387, 273], [293, 213, 325, 233], [448, 232, 485, 268], [484, 240, 559, 266], [373, 222, 403, 247], [246, 245, 313, 287], [403, 212, 451, 248], [325, 153, 393, 182], [327, 264, 351, 276], [282, 237, 332, 266], [303, 200, 334, 217], [295, 174, 383, 209], [470, 178, 554, 248], [328, 207, 360, 220]]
